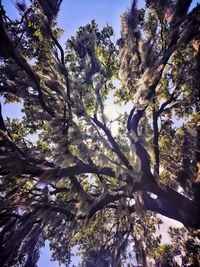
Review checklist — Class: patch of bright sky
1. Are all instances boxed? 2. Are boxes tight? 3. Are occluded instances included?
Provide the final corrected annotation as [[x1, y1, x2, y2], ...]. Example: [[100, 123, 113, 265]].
[[105, 90, 132, 136], [0, 97, 23, 121]]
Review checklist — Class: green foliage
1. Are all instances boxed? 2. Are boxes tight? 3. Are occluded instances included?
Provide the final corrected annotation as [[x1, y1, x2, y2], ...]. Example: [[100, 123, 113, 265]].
[[0, 0, 200, 267]]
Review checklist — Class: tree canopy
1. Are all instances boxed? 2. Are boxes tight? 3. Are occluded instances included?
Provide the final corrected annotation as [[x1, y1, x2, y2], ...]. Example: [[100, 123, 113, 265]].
[[0, 0, 200, 266]]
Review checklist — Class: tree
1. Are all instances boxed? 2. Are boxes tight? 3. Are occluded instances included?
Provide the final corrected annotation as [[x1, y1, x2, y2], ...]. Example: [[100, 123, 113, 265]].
[[152, 227, 200, 267], [154, 243, 176, 267], [0, 0, 200, 266]]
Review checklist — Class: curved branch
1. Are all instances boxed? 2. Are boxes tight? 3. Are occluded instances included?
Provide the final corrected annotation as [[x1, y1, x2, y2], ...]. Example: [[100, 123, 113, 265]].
[[142, 181, 200, 229]]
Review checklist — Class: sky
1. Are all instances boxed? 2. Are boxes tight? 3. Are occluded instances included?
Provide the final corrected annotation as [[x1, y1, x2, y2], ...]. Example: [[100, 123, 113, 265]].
[[1, 0, 200, 266]]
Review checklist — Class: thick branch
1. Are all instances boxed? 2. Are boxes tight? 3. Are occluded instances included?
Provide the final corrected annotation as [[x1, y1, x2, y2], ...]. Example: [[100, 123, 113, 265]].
[[152, 106, 160, 176], [24, 160, 115, 179], [142, 182, 200, 229]]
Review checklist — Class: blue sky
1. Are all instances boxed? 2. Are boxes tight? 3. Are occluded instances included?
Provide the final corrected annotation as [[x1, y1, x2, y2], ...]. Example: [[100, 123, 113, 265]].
[[1, 0, 200, 266], [58, 0, 138, 41]]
